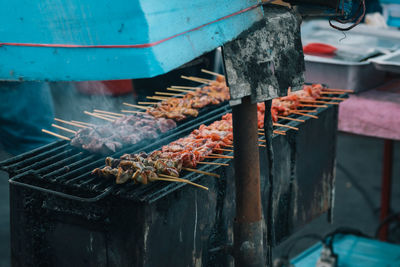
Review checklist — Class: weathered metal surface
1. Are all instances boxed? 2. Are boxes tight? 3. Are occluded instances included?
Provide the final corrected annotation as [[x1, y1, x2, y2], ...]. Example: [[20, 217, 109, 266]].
[[0, 0, 263, 81], [223, 5, 305, 105], [232, 96, 265, 267]]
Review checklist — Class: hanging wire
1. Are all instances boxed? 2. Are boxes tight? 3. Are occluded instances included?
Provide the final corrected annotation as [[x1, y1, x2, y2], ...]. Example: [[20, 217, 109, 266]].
[[329, 0, 366, 31]]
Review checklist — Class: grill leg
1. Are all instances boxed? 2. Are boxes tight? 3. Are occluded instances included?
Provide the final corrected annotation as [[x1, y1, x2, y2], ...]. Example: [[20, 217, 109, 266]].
[[232, 96, 265, 267], [379, 139, 393, 241]]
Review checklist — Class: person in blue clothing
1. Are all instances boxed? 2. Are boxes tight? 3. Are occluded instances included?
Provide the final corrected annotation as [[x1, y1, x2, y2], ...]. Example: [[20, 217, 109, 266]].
[[0, 82, 57, 155]]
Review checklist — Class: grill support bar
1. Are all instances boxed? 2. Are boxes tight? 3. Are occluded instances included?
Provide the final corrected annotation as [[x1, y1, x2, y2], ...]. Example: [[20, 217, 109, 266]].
[[232, 96, 265, 267]]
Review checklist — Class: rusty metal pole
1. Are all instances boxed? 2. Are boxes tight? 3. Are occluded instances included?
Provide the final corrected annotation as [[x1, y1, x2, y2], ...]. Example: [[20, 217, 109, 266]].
[[232, 96, 265, 267]]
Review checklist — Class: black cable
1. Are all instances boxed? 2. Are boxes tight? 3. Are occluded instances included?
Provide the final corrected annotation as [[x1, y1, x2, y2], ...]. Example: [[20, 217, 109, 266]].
[[375, 212, 400, 239], [323, 226, 370, 252], [329, 0, 366, 31]]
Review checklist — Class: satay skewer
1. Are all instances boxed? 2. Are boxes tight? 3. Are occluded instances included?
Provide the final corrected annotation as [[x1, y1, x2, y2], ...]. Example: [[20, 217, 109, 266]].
[[320, 91, 346, 95], [146, 96, 169, 101], [201, 69, 225, 77], [93, 109, 124, 117], [138, 102, 158, 105], [289, 111, 318, 119], [322, 88, 354, 93], [277, 116, 305, 122], [84, 111, 115, 122], [300, 100, 339, 105], [167, 88, 192, 93], [292, 109, 317, 113], [51, 124, 77, 134], [121, 110, 147, 114], [298, 104, 328, 108], [198, 162, 229, 166], [209, 153, 234, 159], [213, 148, 234, 152], [155, 92, 184, 97], [170, 86, 197, 90], [123, 103, 150, 109], [317, 96, 345, 101], [182, 168, 220, 178], [181, 75, 211, 84], [93, 113, 119, 120], [42, 129, 71, 141], [273, 123, 299, 131], [71, 120, 96, 127], [157, 175, 209, 190], [55, 118, 88, 128], [258, 131, 286, 136]]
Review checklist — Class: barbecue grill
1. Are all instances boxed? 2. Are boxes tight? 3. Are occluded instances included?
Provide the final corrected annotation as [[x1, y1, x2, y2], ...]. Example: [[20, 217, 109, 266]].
[[1, 93, 343, 266], [0, 1, 354, 266]]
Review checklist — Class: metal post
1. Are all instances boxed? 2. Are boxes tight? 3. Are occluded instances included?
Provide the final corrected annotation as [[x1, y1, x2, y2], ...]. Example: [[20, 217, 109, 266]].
[[232, 96, 265, 267], [379, 139, 393, 241]]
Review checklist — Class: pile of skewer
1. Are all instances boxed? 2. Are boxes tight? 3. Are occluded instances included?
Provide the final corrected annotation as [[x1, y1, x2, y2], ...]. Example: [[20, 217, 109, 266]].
[[41, 70, 351, 189]]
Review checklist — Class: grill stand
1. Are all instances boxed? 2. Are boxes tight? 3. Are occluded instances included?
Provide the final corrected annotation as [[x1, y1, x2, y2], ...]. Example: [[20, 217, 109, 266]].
[[232, 96, 265, 267], [223, 6, 304, 266]]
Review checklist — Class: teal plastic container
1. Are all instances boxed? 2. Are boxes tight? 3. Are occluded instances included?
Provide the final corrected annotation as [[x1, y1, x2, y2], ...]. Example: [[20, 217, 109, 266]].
[[291, 235, 400, 267]]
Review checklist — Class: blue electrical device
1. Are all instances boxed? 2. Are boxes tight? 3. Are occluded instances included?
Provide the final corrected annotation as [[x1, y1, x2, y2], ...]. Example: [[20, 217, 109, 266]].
[[0, 0, 263, 81], [291, 235, 400, 267]]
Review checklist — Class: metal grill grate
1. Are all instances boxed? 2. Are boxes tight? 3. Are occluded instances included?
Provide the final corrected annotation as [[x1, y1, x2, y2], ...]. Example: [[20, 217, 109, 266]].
[[1, 93, 346, 202]]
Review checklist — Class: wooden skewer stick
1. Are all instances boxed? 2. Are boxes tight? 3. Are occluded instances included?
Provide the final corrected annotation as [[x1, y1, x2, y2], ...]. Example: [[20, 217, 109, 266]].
[[155, 92, 184, 97], [201, 69, 225, 77], [225, 144, 234, 148], [138, 102, 158, 105], [121, 110, 147, 114], [84, 111, 115, 122], [213, 147, 234, 152], [298, 104, 328, 108], [55, 118, 88, 128], [147, 96, 169, 101], [258, 131, 286, 136], [322, 88, 354, 93], [320, 91, 346, 95], [42, 129, 71, 141], [259, 144, 266, 147], [167, 88, 192, 93], [170, 86, 197, 90], [181, 75, 210, 84], [182, 167, 220, 178], [273, 123, 299, 131], [258, 139, 266, 143], [317, 97, 344, 101], [93, 109, 124, 117], [190, 76, 214, 83], [71, 120, 96, 127], [300, 100, 339, 105], [293, 109, 318, 113], [277, 116, 305, 122], [289, 110, 318, 119], [198, 162, 229, 166], [93, 113, 119, 120], [157, 175, 209, 191], [209, 153, 234, 159], [123, 103, 150, 109], [51, 124, 77, 134]]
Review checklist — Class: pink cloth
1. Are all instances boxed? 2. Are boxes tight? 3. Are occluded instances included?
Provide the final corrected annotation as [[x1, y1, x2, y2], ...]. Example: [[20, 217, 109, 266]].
[[338, 80, 400, 141]]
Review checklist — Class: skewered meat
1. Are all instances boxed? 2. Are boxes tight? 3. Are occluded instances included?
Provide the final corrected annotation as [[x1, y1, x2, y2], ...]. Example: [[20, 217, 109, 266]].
[[71, 113, 176, 154], [146, 77, 229, 121], [93, 112, 235, 184], [257, 84, 325, 127]]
